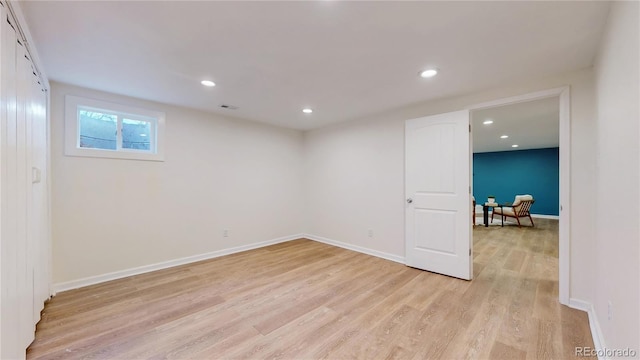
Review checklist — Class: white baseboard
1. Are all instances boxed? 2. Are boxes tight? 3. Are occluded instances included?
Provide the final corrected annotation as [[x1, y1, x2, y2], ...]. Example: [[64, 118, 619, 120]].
[[569, 298, 608, 360], [304, 233, 405, 264], [52, 233, 304, 293], [532, 213, 560, 219]]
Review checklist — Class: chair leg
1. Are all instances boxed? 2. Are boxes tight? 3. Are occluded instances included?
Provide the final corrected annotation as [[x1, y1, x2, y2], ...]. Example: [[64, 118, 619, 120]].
[[491, 211, 494, 223], [529, 215, 535, 227], [516, 216, 521, 228]]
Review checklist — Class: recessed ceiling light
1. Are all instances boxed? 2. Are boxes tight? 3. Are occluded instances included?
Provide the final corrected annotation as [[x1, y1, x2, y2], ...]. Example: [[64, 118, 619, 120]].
[[420, 69, 438, 78], [483, 120, 493, 125], [302, 108, 313, 114], [500, 135, 509, 139], [512, 144, 519, 148], [201, 80, 216, 87], [140, 134, 147, 137]]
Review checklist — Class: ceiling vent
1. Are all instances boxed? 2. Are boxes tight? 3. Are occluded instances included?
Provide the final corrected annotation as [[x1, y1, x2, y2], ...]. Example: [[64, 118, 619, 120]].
[[220, 104, 238, 110]]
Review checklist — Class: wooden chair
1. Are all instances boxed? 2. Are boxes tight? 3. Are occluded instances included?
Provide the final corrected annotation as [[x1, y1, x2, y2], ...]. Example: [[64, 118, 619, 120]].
[[491, 194, 535, 227]]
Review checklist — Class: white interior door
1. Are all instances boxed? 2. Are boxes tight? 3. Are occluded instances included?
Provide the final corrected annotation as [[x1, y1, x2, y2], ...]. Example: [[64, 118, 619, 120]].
[[1, 8, 21, 358], [30, 66, 49, 323], [1, 8, 50, 357], [405, 110, 472, 280]]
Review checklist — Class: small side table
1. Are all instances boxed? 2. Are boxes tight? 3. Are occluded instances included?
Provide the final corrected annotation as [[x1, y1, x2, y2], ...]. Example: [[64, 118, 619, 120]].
[[483, 203, 504, 227]]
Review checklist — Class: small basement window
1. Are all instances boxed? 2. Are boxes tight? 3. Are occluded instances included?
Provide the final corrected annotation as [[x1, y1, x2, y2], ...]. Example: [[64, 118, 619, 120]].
[[65, 95, 165, 161]]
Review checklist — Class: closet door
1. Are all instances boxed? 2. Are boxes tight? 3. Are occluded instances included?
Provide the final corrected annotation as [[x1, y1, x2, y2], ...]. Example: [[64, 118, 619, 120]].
[[0, 5, 21, 358], [16, 38, 35, 349], [0, 4, 49, 356], [0, 3, 49, 357], [30, 59, 48, 322]]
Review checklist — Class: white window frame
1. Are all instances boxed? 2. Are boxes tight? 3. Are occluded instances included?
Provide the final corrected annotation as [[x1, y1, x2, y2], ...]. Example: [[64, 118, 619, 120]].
[[65, 95, 165, 161]]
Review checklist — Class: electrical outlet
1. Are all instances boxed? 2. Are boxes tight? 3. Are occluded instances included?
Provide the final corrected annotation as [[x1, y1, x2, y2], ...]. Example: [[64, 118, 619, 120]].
[[367, 229, 373, 238], [223, 229, 229, 237], [608, 301, 613, 320]]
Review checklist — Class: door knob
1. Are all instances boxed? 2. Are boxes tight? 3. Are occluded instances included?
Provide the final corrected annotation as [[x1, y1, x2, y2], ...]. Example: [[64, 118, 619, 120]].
[[407, 198, 413, 204]]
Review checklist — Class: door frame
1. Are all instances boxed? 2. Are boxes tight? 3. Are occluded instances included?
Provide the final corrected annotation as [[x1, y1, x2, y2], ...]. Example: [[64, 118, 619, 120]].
[[468, 86, 571, 305]]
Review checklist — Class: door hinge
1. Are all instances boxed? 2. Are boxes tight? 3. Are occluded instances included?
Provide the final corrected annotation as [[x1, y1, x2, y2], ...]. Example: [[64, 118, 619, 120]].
[[469, 186, 471, 194], [469, 124, 471, 132], [469, 249, 472, 256]]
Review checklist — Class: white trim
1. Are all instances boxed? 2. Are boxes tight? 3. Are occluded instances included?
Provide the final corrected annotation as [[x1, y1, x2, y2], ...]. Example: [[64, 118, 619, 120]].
[[568, 298, 591, 312], [558, 87, 571, 306], [470, 87, 568, 111], [304, 234, 405, 264], [52, 233, 406, 294], [469, 86, 571, 305], [531, 213, 560, 220], [569, 299, 608, 360], [52, 234, 304, 293]]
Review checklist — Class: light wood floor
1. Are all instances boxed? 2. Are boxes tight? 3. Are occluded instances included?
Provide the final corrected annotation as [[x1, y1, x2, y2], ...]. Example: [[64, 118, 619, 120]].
[[28, 219, 593, 359]]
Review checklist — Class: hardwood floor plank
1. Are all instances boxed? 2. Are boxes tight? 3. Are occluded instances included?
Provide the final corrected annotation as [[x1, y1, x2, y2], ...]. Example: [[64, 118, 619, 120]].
[[494, 277, 538, 351], [330, 304, 421, 359], [530, 320, 563, 360], [30, 292, 225, 359], [560, 305, 595, 359], [439, 295, 508, 359], [84, 305, 243, 359], [503, 249, 526, 272], [384, 345, 414, 360], [279, 292, 387, 359], [395, 289, 460, 354], [252, 290, 337, 335], [489, 341, 527, 360], [401, 272, 450, 311], [533, 279, 561, 321], [230, 306, 340, 360]]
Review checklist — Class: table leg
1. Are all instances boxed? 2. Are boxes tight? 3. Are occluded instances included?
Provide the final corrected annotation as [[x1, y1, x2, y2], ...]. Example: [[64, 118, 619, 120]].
[[483, 205, 489, 227]]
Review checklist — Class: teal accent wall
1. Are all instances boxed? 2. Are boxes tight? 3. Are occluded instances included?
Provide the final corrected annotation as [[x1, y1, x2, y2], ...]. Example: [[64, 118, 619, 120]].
[[473, 147, 559, 216]]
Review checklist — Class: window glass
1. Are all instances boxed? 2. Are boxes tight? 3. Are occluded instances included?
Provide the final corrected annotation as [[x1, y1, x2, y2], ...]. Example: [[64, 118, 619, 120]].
[[78, 109, 117, 150], [122, 118, 151, 151]]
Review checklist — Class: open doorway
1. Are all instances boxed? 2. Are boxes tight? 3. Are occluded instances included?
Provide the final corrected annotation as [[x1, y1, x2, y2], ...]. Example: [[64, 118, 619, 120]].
[[469, 87, 570, 305], [472, 96, 560, 224]]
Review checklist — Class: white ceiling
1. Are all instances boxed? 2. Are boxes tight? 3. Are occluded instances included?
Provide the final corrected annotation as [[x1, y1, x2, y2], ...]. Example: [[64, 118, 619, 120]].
[[472, 97, 559, 153], [20, 1, 610, 131]]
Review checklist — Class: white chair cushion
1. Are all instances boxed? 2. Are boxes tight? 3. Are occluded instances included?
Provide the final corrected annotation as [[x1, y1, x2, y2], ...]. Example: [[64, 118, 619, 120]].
[[493, 207, 516, 216], [512, 194, 533, 206]]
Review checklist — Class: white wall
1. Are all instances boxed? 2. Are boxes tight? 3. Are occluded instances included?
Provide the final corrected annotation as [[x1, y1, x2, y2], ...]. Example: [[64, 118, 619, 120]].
[[593, 1, 639, 353], [303, 111, 406, 257], [51, 82, 304, 286], [304, 68, 597, 303]]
